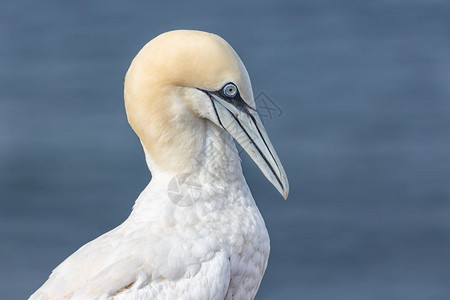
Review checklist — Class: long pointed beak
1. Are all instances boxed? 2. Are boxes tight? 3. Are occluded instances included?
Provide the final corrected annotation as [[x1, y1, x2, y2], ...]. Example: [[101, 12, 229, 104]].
[[209, 93, 289, 199]]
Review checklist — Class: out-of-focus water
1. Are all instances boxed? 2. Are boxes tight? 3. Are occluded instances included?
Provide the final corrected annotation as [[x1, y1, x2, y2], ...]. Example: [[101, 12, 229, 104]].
[[1, 0, 450, 299]]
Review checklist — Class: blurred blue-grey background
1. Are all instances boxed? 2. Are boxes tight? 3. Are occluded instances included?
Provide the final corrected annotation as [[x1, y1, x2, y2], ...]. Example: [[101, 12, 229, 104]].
[[1, 0, 450, 299]]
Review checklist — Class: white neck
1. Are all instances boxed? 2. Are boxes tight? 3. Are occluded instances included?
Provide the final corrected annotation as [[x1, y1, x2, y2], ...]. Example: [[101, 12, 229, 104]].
[[131, 121, 253, 219]]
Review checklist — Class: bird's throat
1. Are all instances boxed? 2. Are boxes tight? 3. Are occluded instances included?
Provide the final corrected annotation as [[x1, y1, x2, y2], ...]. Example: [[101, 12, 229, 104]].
[[141, 117, 243, 187]]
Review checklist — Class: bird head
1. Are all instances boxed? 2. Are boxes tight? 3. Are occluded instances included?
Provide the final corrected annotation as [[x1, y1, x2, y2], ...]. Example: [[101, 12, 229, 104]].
[[124, 30, 289, 199]]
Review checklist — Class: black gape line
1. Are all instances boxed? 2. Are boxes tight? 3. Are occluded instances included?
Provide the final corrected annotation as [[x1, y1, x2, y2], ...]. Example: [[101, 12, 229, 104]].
[[198, 85, 284, 191], [247, 113, 282, 173], [209, 95, 224, 129], [215, 100, 284, 190]]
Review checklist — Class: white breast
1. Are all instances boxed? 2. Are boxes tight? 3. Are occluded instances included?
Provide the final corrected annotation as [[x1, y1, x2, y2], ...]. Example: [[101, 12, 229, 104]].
[[30, 124, 270, 300]]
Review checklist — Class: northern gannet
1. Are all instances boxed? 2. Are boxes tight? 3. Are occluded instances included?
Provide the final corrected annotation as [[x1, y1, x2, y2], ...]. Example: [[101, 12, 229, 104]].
[[30, 30, 289, 300]]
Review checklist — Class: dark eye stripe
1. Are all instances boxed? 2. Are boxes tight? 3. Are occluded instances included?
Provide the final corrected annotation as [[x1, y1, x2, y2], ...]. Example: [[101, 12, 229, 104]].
[[197, 86, 254, 115]]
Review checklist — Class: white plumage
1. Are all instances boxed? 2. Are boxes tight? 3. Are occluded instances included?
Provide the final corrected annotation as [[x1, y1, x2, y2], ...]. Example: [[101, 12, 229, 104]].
[[30, 30, 288, 300]]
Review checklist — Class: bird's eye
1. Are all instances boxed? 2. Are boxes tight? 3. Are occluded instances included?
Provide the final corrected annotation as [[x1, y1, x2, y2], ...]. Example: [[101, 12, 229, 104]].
[[222, 83, 238, 98]]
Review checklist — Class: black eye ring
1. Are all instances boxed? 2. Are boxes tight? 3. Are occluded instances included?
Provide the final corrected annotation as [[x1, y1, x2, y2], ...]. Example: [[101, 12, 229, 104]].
[[222, 83, 238, 98]]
